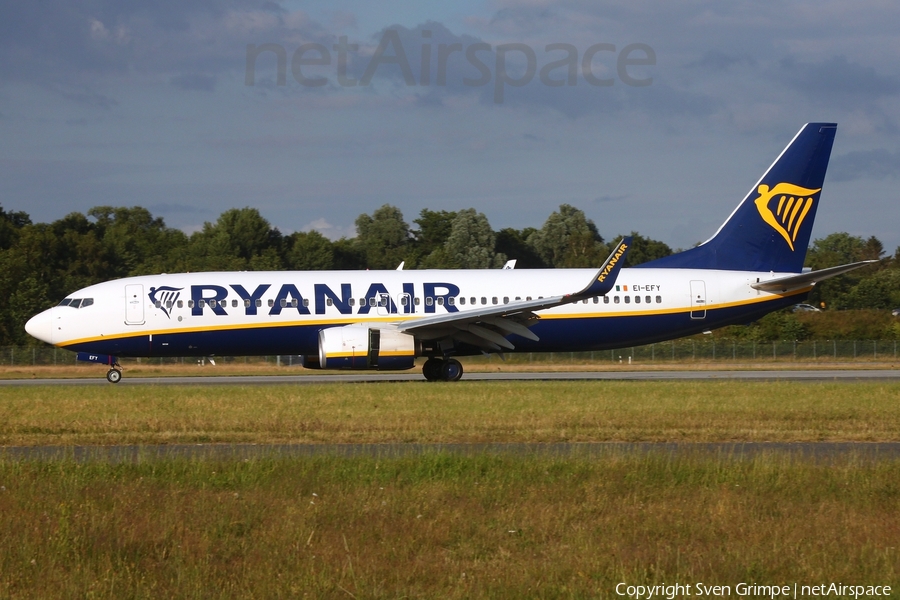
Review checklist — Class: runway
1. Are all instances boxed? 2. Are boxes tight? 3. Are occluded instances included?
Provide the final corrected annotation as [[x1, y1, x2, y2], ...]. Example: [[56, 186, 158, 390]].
[[4, 442, 900, 462], [1, 369, 899, 385]]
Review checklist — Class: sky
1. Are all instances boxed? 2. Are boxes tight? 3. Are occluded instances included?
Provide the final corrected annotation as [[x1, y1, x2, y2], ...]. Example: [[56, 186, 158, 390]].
[[1, 0, 899, 253]]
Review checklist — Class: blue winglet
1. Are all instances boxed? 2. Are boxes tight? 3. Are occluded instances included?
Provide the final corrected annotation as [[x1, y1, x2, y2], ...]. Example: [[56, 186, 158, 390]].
[[577, 236, 632, 297]]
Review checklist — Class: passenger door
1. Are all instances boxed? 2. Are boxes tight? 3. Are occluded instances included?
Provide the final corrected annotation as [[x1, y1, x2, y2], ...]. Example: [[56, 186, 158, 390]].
[[125, 284, 145, 325]]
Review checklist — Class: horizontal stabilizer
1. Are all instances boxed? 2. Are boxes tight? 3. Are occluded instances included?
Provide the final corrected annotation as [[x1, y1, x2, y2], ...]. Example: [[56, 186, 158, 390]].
[[751, 260, 877, 293]]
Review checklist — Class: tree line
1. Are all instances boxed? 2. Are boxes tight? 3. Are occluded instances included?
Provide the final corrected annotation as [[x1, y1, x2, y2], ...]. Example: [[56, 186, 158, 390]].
[[1, 203, 898, 346]]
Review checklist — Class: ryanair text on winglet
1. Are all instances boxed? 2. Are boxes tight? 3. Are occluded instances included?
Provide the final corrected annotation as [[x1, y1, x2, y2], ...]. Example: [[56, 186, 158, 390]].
[[597, 242, 629, 283]]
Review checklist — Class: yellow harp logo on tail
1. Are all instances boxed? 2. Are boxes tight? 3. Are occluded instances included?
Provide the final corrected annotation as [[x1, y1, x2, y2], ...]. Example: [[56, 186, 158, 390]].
[[754, 183, 821, 251]]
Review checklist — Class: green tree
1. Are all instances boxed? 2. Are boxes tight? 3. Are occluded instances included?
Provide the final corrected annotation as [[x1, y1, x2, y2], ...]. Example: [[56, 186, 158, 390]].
[[0, 204, 31, 250], [88, 206, 189, 276], [495, 227, 546, 268], [285, 231, 334, 270], [188, 208, 283, 271], [806, 233, 886, 309], [354, 205, 411, 269], [412, 209, 457, 268], [528, 204, 606, 267], [443, 209, 507, 269], [613, 231, 673, 266]]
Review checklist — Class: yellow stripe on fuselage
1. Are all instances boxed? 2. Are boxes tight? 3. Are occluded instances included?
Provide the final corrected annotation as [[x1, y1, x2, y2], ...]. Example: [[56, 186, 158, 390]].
[[57, 287, 810, 348]]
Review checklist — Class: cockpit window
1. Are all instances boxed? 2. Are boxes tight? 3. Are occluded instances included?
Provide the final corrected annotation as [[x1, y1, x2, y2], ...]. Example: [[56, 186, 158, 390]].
[[57, 298, 93, 308]]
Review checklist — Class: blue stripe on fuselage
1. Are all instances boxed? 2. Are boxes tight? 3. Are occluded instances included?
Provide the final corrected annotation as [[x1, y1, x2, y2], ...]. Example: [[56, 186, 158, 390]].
[[62, 294, 804, 358]]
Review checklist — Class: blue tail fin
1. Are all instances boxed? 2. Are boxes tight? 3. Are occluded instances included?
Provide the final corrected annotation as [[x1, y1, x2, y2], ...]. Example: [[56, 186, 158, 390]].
[[638, 123, 837, 273]]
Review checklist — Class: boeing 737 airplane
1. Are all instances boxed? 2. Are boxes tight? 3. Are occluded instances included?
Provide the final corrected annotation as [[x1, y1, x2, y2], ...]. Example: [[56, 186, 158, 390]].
[[26, 123, 873, 382]]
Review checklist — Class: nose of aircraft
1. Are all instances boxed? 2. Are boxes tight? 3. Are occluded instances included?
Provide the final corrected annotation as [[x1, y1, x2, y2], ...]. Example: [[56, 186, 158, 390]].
[[25, 308, 54, 344]]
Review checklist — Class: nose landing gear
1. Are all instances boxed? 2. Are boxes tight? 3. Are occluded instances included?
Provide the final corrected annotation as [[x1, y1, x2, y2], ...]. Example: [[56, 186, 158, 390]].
[[106, 368, 122, 383], [422, 357, 464, 382]]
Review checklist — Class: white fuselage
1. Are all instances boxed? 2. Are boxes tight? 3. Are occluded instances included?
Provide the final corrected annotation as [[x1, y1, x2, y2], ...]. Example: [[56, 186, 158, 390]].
[[26, 267, 806, 358]]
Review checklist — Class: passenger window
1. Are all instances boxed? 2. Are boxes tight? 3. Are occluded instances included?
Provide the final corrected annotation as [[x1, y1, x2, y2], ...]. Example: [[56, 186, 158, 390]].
[[582, 299, 588, 304], [349, 298, 356, 306], [437, 297, 444, 306], [209, 300, 217, 308], [177, 300, 184, 308], [280, 299, 287, 307], [232, 299, 238, 308], [460, 297, 466, 305], [369, 298, 376, 307], [199, 300, 206, 308], [244, 299, 251, 308], [481, 297, 487, 305], [635, 296, 641, 304], [155, 301, 162, 308], [646, 296, 651, 304], [593, 297, 598, 304], [624, 296, 630, 304], [492, 297, 498, 305], [326, 298, 333, 306], [526, 296, 532, 301], [470, 297, 476, 305], [503, 297, 509, 304], [400, 297, 408, 306], [303, 299, 309, 307], [188, 300, 195, 308], [614, 296, 620, 304], [360, 298, 366, 306], [414, 297, 420, 305], [426, 297, 433, 306], [448, 297, 454, 305], [291, 299, 298, 308], [268, 299, 274, 307], [256, 299, 262, 307], [656, 295, 662, 303], [603, 296, 610, 304], [515, 296, 521, 301]]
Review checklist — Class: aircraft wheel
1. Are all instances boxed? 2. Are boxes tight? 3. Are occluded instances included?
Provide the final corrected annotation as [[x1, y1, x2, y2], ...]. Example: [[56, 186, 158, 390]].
[[441, 359, 463, 382], [106, 368, 122, 384], [422, 358, 443, 382]]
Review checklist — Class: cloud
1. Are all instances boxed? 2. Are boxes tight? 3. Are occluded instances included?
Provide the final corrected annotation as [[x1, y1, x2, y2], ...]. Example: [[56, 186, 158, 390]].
[[686, 50, 756, 71], [828, 149, 900, 182], [0, 1, 330, 83], [300, 218, 356, 240], [170, 73, 217, 91], [778, 56, 900, 98]]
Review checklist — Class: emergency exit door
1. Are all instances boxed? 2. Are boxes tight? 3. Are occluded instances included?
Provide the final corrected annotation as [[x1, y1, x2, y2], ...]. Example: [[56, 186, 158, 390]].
[[690, 280, 707, 319]]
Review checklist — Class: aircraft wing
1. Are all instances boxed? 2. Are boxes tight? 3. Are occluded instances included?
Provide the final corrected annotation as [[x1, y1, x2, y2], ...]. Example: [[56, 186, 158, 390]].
[[750, 260, 877, 293], [395, 238, 631, 352]]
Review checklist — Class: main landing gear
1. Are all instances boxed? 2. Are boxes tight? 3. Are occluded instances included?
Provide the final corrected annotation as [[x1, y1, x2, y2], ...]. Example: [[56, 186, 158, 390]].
[[422, 357, 464, 382], [106, 367, 122, 383]]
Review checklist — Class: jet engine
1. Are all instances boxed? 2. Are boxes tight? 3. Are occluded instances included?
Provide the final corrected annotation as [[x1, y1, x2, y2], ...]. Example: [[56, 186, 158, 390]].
[[317, 325, 417, 370]]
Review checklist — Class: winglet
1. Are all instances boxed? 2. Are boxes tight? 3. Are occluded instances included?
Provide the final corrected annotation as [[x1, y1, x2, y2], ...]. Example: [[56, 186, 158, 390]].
[[577, 236, 632, 298]]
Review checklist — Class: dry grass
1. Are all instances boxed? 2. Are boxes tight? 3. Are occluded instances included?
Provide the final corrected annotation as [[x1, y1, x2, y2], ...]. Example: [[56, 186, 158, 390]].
[[1, 454, 898, 598], [1, 354, 898, 380], [2, 381, 900, 446]]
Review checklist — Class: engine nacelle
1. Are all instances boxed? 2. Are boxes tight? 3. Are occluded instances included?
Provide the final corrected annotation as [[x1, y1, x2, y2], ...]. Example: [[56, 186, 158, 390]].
[[318, 325, 417, 370]]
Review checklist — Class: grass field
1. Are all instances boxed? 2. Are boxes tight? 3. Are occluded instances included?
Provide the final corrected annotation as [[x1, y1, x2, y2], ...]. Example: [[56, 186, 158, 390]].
[[1, 454, 898, 598], [1, 380, 900, 446], [2, 380, 899, 597]]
